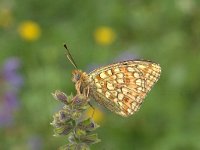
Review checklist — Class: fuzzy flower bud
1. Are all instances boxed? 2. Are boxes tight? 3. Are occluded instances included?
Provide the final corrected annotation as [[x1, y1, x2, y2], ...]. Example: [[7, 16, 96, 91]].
[[52, 90, 69, 104]]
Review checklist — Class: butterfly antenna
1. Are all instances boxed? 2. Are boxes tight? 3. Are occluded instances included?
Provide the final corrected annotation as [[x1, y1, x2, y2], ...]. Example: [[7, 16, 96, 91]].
[[64, 44, 78, 69]]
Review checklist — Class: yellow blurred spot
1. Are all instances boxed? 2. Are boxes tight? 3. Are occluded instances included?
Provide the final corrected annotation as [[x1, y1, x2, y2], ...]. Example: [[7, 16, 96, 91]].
[[0, 8, 13, 28], [86, 107, 104, 123], [94, 26, 116, 45], [18, 21, 41, 41]]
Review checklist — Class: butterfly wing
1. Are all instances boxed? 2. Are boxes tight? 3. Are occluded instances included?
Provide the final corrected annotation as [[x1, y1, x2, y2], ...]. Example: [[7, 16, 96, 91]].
[[88, 60, 161, 117]]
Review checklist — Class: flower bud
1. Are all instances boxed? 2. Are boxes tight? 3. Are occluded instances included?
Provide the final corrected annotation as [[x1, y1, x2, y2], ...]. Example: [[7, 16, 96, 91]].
[[52, 90, 68, 104], [80, 134, 101, 145], [54, 121, 74, 136]]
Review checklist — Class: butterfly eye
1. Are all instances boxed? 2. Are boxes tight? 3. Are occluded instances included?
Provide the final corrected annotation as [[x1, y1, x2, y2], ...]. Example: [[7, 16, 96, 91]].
[[75, 74, 80, 81], [72, 70, 83, 83]]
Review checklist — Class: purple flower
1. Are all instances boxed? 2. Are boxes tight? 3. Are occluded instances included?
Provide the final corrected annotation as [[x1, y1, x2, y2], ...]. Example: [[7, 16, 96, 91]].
[[4, 92, 19, 109], [3, 57, 23, 89], [0, 106, 13, 126], [0, 57, 23, 127], [0, 92, 18, 126]]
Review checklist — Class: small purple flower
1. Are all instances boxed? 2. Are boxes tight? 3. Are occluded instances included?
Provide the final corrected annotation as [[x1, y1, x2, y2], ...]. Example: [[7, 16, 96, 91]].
[[4, 92, 19, 109], [0, 57, 23, 127], [3, 57, 23, 90], [0, 105, 13, 126], [0, 93, 18, 127]]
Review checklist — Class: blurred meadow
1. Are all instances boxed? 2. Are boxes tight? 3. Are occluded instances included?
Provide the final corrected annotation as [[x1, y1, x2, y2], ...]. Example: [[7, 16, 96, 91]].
[[1, 0, 200, 149]]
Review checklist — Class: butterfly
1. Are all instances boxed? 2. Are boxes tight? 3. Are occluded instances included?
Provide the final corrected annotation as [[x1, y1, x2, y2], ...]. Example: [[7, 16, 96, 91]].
[[65, 44, 161, 117]]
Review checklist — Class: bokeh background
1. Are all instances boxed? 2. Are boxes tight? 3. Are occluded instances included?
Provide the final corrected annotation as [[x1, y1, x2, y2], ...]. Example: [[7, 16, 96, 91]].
[[1, 0, 200, 149]]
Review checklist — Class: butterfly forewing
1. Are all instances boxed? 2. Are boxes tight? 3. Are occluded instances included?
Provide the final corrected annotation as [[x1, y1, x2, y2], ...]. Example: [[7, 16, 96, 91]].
[[88, 60, 161, 117]]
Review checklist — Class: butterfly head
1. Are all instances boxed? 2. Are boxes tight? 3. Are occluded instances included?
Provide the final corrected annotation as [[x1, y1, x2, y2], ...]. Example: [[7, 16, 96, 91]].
[[72, 70, 89, 96], [72, 70, 84, 83]]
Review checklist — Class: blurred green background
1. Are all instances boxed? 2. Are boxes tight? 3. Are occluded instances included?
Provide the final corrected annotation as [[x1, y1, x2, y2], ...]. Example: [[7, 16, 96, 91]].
[[1, 0, 200, 149]]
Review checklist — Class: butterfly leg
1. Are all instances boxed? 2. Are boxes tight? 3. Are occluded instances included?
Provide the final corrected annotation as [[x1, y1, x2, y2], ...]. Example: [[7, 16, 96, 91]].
[[75, 82, 81, 95], [86, 86, 90, 97]]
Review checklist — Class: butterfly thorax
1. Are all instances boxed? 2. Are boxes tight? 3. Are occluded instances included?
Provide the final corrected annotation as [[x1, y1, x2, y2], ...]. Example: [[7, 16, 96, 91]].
[[72, 70, 91, 97]]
